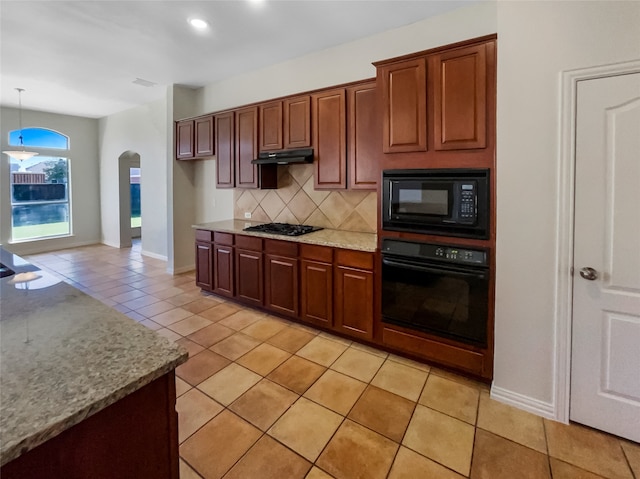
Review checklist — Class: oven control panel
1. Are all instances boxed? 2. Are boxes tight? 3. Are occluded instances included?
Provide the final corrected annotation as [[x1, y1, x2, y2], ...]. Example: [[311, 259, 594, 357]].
[[382, 239, 487, 266]]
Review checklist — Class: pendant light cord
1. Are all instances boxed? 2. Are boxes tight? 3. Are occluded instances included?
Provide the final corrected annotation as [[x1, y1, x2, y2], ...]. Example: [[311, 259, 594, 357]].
[[16, 88, 25, 148]]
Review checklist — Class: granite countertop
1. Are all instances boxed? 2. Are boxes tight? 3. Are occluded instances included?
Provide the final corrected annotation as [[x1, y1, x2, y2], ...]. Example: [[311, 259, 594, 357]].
[[0, 248, 188, 466], [193, 219, 378, 253]]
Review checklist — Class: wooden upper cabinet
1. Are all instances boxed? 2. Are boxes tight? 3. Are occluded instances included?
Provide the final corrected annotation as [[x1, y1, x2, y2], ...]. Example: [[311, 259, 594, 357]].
[[215, 112, 235, 188], [347, 81, 378, 190], [235, 106, 259, 188], [284, 95, 311, 149], [176, 120, 194, 159], [194, 115, 215, 157], [259, 101, 283, 152], [379, 58, 427, 153], [312, 88, 346, 189], [432, 43, 487, 150], [176, 116, 214, 160]]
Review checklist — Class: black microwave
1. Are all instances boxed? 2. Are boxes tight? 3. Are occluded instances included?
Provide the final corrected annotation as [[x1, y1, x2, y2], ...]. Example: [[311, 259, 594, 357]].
[[382, 168, 489, 239]]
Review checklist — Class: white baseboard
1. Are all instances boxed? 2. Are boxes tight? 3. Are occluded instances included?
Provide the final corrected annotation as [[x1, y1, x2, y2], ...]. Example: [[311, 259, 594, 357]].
[[141, 250, 168, 261], [6, 239, 101, 256], [490, 385, 557, 420]]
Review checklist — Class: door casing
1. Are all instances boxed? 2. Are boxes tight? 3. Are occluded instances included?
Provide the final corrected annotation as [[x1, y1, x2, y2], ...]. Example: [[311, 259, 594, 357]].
[[554, 59, 640, 424]]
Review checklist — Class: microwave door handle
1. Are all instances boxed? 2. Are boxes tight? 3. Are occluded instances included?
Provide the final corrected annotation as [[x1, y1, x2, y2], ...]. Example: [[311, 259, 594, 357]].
[[382, 257, 488, 280]]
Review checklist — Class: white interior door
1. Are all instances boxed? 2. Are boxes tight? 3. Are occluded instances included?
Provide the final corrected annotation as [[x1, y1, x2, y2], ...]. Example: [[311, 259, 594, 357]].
[[571, 72, 640, 442]]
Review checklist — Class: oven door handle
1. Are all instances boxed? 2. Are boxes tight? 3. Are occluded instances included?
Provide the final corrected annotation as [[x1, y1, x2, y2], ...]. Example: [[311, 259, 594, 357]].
[[382, 257, 488, 280]]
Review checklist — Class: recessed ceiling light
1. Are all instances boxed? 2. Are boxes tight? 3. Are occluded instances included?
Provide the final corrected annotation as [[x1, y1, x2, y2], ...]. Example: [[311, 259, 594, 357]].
[[188, 18, 209, 30]]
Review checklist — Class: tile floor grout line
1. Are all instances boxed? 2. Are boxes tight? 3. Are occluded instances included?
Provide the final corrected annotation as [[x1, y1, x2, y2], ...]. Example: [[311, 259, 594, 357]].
[[620, 441, 638, 479], [542, 416, 554, 479], [27, 243, 638, 479]]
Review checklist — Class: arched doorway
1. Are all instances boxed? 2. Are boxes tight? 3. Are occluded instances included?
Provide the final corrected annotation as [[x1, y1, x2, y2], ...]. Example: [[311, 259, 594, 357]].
[[118, 151, 140, 248]]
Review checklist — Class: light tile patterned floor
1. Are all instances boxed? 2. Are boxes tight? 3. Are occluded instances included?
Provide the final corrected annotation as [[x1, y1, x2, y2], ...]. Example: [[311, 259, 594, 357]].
[[25, 242, 640, 479]]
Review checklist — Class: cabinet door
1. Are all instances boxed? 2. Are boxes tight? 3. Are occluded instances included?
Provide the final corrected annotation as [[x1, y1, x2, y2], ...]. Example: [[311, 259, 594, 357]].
[[300, 259, 333, 327], [347, 81, 378, 190], [284, 95, 311, 149], [432, 43, 487, 150], [213, 245, 234, 298], [195, 242, 213, 291], [379, 58, 427, 153], [334, 266, 374, 340], [195, 115, 215, 157], [215, 112, 235, 188], [312, 88, 346, 189], [176, 120, 194, 159], [265, 254, 299, 318], [235, 249, 263, 307], [235, 106, 259, 188], [259, 101, 283, 151]]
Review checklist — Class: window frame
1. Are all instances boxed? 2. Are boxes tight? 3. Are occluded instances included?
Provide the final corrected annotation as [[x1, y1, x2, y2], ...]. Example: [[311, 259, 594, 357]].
[[7, 127, 73, 243]]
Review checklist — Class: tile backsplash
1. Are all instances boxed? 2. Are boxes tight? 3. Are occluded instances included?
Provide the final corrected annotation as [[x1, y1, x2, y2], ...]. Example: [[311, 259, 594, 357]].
[[233, 164, 377, 233]]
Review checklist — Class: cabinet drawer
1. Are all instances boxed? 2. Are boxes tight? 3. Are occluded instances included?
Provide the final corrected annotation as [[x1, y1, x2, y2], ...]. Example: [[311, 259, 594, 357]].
[[300, 244, 333, 263], [335, 249, 374, 270], [213, 232, 234, 245], [382, 327, 485, 375], [264, 239, 298, 257], [236, 234, 262, 251], [195, 230, 213, 242]]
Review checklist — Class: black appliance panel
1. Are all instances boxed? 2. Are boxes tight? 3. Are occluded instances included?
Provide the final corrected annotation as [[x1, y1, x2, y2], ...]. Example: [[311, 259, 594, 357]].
[[381, 239, 489, 346], [382, 168, 489, 239]]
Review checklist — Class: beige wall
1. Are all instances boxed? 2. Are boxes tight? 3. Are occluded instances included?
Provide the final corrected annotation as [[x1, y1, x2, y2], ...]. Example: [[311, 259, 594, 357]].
[[0, 107, 100, 255], [494, 0, 640, 412], [233, 164, 376, 233], [98, 97, 169, 259], [188, 2, 496, 243], [95, 0, 640, 419]]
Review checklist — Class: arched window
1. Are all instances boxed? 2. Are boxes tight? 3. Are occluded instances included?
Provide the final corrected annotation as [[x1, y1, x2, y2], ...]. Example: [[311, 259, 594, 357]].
[[9, 128, 71, 242], [9, 127, 69, 150]]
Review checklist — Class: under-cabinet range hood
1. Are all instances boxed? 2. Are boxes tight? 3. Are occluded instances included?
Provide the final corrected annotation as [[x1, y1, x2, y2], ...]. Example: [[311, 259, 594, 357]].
[[251, 148, 313, 165]]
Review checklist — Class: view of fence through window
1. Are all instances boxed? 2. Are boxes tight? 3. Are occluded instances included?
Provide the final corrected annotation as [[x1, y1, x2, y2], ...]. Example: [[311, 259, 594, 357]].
[[10, 156, 70, 240], [130, 167, 141, 229], [8, 128, 71, 241]]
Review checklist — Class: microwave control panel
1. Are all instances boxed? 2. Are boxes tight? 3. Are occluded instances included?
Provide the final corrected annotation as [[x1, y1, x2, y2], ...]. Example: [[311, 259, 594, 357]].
[[457, 183, 476, 223], [382, 239, 488, 266]]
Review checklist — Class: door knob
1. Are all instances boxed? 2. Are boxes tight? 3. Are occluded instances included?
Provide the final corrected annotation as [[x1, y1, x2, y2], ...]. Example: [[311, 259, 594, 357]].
[[579, 267, 598, 281]]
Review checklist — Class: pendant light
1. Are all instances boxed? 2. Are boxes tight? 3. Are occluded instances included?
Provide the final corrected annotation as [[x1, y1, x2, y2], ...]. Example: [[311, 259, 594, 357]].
[[3, 88, 38, 161]]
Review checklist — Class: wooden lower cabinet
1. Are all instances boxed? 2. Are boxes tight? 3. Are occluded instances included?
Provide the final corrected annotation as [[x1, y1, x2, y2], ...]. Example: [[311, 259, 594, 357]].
[[265, 254, 299, 318], [195, 232, 491, 380], [213, 245, 234, 298], [1, 373, 179, 479], [235, 249, 263, 306], [300, 259, 333, 327], [195, 242, 212, 291], [334, 266, 374, 340]]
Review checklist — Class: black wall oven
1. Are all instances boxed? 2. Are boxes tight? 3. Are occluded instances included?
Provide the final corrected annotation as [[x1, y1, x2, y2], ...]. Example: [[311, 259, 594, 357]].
[[382, 168, 489, 239], [381, 239, 489, 346]]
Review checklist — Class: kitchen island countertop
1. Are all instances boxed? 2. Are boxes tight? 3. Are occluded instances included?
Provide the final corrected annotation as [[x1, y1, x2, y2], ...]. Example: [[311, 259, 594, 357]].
[[193, 219, 377, 252], [0, 248, 187, 466]]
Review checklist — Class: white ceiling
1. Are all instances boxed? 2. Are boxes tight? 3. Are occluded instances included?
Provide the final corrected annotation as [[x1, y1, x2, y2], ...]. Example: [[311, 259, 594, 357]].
[[0, 0, 473, 119]]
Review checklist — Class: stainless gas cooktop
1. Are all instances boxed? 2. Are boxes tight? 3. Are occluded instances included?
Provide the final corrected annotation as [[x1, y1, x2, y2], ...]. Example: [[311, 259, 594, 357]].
[[243, 223, 323, 236]]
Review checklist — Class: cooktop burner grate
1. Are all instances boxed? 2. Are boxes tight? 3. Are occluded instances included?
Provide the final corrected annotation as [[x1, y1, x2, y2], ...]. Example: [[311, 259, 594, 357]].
[[243, 223, 323, 236]]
